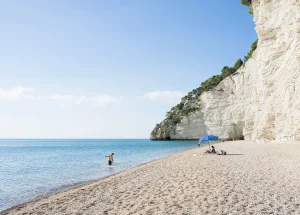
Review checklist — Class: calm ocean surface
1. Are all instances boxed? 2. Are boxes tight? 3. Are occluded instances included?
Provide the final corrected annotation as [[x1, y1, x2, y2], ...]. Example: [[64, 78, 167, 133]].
[[0, 139, 200, 211]]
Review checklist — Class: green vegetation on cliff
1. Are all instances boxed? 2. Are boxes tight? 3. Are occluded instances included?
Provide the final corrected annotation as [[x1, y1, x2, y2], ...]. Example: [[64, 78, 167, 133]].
[[151, 1, 257, 140], [241, 0, 253, 14], [163, 39, 258, 126], [241, 0, 251, 6], [244, 39, 258, 61]]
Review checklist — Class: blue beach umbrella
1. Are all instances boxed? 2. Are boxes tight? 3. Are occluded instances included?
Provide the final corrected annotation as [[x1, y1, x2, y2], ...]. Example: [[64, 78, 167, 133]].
[[199, 135, 218, 150]]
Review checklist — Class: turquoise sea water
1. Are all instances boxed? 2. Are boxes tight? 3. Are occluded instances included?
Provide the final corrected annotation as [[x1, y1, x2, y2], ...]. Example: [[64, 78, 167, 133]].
[[0, 139, 199, 211]]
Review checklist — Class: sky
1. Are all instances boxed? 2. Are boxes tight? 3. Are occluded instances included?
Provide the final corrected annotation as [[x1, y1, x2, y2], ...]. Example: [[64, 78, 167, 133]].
[[0, 0, 257, 138]]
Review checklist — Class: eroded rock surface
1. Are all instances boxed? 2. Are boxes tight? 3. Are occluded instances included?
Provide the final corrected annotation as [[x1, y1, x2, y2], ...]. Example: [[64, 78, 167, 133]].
[[151, 0, 300, 141], [244, 0, 300, 141]]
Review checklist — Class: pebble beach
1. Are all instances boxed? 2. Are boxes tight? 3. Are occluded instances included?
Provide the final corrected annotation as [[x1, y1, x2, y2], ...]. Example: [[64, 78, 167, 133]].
[[2, 140, 300, 215]]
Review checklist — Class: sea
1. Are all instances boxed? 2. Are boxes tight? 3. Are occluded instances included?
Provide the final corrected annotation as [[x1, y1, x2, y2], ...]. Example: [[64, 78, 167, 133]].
[[0, 139, 202, 211]]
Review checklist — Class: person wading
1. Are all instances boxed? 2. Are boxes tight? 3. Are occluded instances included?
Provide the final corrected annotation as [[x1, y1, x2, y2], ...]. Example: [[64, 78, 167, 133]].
[[105, 153, 114, 165]]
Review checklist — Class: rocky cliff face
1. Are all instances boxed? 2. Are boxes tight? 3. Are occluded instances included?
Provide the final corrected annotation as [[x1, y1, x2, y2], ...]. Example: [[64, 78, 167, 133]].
[[151, 0, 300, 141], [244, 0, 300, 141]]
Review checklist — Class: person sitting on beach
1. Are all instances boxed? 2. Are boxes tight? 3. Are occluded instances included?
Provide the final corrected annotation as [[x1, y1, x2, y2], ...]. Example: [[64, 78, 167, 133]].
[[105, 153, 114, 165], [205, 146, 216, 154], [211, 146, 216, 153]]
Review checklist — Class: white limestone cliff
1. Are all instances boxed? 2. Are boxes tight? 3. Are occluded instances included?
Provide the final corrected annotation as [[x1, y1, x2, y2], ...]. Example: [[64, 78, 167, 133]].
[[151, 0, 300, 141], [244, 0, 300, 141], [171, 57, 258, 140]]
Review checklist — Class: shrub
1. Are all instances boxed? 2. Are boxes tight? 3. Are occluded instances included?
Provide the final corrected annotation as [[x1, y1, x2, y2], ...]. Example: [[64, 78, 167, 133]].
[[244, 40, 258, 62], [248, 7, 253, 14], [234, 59, 243, 70], [222, 67, 236, 78], [240, 0, 251, 6], [241, 0, 253, 14]]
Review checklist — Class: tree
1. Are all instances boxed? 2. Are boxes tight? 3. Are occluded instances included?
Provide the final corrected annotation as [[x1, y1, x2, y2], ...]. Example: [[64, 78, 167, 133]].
[[192, 89, 198, 95], [222, 67, 236, 78], [240, 0, 251, 6], [234, 59, 243, 70], [181, 95, 188, 102], [176, 102, 184, 110], [244, 40, 258, 62], [173, 115, 182, 124], [187, 92, 193, 101], [248, 7, 253, 14], [241, 0, 253, 14], [221, 66, 229, 74]]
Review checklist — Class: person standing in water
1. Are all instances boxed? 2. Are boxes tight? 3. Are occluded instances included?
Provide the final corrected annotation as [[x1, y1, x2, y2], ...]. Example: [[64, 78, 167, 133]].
[[198, 141, 201, 148], [105, 153, 114, 165]]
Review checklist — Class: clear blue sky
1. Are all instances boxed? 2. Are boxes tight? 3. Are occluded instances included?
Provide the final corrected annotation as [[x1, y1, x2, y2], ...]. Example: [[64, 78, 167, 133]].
[[0, 0, 257, 138]]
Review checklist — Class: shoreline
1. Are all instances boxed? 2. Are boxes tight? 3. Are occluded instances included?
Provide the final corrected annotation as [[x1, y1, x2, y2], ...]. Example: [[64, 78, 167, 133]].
[[2, 140, 300, 214], [1, 143, 204, 214]]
